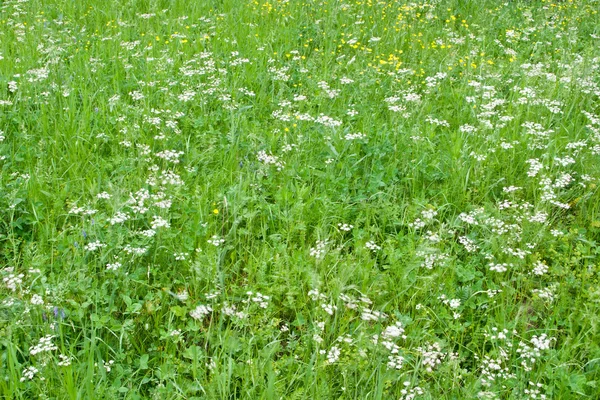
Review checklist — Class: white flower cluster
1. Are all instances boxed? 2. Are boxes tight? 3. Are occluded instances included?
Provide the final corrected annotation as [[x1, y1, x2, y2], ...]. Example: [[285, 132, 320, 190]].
[[246, 291, 270, 309], [174, 252, 189, 261], [418, 252, 448, 270], [532, 287, 556, 302], [222, 303, 248, 319], [344, 132, 366, 141], [417, 342, 445, 373], [106, 262, 122, 271], [109, 211, 129, 225], [410, 208, 438, 229], [257, 150, 284, 170], [458, 236, 478, 252], [325, 346, 340, 364], [337, 223, 353, 232], [207, 235, 225, 246], [29, 335, 58, 355], [3, 271, 24, 291], [321, 303, 337, 315], [365, 241, 381, 252], [524, 382, 547, 400], [531, 261, 548, 276], [399, 381, 425, 400], [151, 216, 170, 229], [309, 240, 328, 259], [190, 305, 212, 321], [361, 308, 387, 321], [69, 205, 98, 215], [126, 189, 149, 214], [96, 192, 111, 200], [84, 241, 106, 252], [517, 333, 554, 371], [20, 366, 40, 382], [373, 321, 407, 370], [30, 294, 44, 305], [489, 262, 511, 273], [58, 354, 72, 367], [123, 245, 148, 256]]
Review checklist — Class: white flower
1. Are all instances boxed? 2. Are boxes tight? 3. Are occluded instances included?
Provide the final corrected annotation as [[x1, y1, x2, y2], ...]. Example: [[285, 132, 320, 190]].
[[84, 241, 106, 251], [531, 261, 548, 275], [190, 305, 212, 320], [361, 309, 387, 321], [322, 303, 337, 315], [174, 252, 189, 261], [129, 90, 144, 100], [30, 294, 44, 305], [3, 273, 24, 291], [151, 216, 170, 229], [257, 150, 284, 170], [344, 132, 366, 141], [448, 299, 461, 309], [489, 262, 510, 273], [337, 223, 353, 232], [58, 354, 72, 366], [20, 366, 39, 382], [310, 240, 328, 259], [106, 262, 122, 271], [382, 322, 406, 340], [387, 354, 405, 369], [207, 235, 225, 246], [248, 292, 270, 308], [102, 360, 115, 372], [96, 191, 111, 199], [417, 342, 445, 372], [326, 346, 340, 364], [365, 241, 381, 252], [155, 149, 184, 163], [459, 236, 478, 252], [29, 335, 58, 355], [109, 212, 129, 225]]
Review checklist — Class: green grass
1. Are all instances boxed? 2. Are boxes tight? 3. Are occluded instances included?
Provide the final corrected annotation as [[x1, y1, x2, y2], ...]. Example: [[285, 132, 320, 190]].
[[1, 0, 600, 398]]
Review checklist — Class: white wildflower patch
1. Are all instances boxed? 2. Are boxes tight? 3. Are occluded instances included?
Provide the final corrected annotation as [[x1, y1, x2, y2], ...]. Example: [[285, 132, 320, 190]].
[[1, 1, 597, 397]]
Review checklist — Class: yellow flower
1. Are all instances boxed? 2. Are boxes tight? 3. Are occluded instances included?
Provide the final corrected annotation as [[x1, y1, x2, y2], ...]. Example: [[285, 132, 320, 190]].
[[213, 209, 219, 215]]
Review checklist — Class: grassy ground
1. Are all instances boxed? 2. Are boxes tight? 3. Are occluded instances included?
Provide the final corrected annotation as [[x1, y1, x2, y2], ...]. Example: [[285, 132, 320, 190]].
[[1, 0, 600, 398]]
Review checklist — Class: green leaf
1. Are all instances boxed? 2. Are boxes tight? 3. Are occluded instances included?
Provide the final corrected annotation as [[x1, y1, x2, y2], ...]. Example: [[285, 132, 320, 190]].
[[139, 354, 149, 370]]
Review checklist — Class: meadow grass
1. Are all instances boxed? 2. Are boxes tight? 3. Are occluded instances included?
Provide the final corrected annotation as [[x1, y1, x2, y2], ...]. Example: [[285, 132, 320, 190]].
[[1, 0, 600, 398]]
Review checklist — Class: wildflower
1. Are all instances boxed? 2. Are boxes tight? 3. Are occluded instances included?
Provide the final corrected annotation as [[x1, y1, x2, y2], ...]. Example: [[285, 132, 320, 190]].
[[247, 291, 270, 308], [207, 235, 225, 246], [84, 241, 106, 252], [531, 261, 548, 275], [489, 262, 510, 273], [337, 223, 353, 232], [151, 216, 170, 229], [29, 335, 58, 355], [309, 240, 328, 259], [20, 366, 40, 382], [326, 346, 340, 364], [58, 354, 72, 367], [106, 262, 122, 271], [96, 191, 111, 199], [190, 305, 212, 321], [417, 342, 445, 372], [365, 241, 381, 252], [3, 272, 24, 291], [30, 294, 44, 305], [109, 212, 129, 225]]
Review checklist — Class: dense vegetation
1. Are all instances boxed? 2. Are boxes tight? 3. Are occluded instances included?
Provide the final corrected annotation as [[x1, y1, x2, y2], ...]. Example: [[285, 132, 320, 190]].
[[1, 0, 599, 398]]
